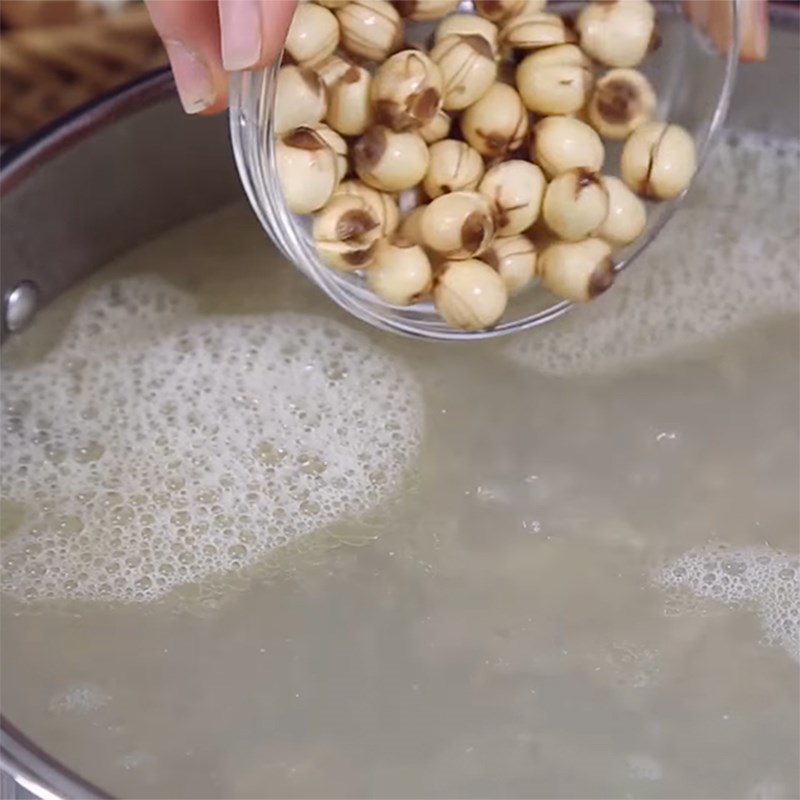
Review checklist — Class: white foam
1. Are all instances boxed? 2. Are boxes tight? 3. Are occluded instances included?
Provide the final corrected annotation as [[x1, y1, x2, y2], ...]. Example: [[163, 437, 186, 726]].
[[626, 754, 663, 782], [48, 683, 111, 714], [652, 543, 800, 663], [114, 750, 157, 772], [504, 131, 800, 376], [1, 276, 423, 603], [747, 780, 791, 800]]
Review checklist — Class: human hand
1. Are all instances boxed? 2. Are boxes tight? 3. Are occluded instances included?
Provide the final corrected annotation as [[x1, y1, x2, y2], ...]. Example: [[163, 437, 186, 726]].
[[145, 0, 297, 114]]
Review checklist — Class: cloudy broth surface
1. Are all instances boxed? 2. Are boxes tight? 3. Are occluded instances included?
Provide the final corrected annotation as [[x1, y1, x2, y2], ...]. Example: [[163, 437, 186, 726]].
[[1, 131, 798, 799]]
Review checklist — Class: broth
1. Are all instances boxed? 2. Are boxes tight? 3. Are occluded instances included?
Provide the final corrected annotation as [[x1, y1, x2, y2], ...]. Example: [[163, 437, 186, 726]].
[[1, 131, 798, 799]]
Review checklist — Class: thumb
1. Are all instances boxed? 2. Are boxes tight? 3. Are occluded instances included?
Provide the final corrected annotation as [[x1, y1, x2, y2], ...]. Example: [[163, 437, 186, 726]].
[[219, 0, 297, 72]]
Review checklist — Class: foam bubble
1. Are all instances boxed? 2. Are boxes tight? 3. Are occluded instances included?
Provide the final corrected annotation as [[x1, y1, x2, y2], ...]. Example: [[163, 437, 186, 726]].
[[1, 276, 423, 603], [504, 131, 800, 376], [48, 683, 111, 714], [626, 753, 663, 782], [652, 543, 800, 663], [114, 750, 157, 772], [747, 780, 790, 800]]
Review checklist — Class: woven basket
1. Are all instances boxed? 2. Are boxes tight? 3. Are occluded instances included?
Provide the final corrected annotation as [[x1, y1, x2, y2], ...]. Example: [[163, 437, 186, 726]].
[[0, 0, 167, 144]]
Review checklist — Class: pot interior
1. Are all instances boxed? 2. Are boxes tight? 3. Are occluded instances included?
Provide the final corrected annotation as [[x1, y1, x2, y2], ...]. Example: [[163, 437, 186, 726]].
[[1, 18, 798, 800]]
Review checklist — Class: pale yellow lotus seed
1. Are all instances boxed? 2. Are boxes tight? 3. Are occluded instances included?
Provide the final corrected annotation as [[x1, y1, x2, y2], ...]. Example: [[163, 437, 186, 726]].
[[367, 238, 433, 304], [434, 259, 508, 329], [334, 180, 400, 236], [395, 0, 460, 22], [478, 159, 546, 236], [419, 108, 452, 144], [577, 0, 656, 68], [475, 0, 547, 23], [482, 235, 538, 294], [435, 13, 499, 55], [286, 3, 340, 66], [430, 34, 498, 111], [277, 126, 342, 214], [516, 44, 594, 116], [371, 50, 443, 132], [423, 139, 485, 199], [421, 191, 496, 260], [542, 168, 610, 242], [587, 68, 656, 140], [596, 176, 647, 246], [275, 65, 327, 136], [532, 116, 605, 177], [313, 194, 381, 271], [500, 12, 575, 52], [398, 205, 428, 246], [314, 123, 349, 182], [325, 64, 373, 136], [353, 126, 430, 192], [316, 54, 354, 88], [538, 238, 615, 302], [621, 121, 696, 199], [461, 83, 529, 158], [336, 0, 404, 62]]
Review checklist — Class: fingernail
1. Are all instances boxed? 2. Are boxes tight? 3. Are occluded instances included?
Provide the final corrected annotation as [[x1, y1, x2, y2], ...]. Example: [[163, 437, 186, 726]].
[[164, 39, 216, 114], [220, 0, 263, 71]]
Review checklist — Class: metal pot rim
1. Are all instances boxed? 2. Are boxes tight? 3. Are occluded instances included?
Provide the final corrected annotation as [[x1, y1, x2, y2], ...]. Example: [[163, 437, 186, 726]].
[[1, 68, 175, 800], [1, 68, 173, 197]]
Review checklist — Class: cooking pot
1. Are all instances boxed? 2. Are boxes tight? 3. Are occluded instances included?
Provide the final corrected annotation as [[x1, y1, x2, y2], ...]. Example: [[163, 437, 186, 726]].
[[1, 7, 798, 799]]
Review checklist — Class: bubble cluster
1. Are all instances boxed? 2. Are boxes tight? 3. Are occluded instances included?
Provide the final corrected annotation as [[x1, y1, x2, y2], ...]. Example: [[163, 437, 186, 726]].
[[505, 132, 800, 375], [48, 683, 111, 714], [653, 543, 800, 663], [1, 277, 423, 603]]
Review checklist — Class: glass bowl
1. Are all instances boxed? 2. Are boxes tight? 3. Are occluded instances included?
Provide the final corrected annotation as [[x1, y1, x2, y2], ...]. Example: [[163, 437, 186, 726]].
[[229, 0, 739, 341]]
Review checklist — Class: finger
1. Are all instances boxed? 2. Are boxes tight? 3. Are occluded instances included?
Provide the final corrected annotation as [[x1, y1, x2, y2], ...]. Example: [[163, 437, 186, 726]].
[[684, 0, 768, 63], [219, 0, 297, 72], [706, 0, 734, 59], [682, 0, 711, 32], [146, 0, 230, 115], [709, 0, 769, 62], [738, 0, 768, 62]]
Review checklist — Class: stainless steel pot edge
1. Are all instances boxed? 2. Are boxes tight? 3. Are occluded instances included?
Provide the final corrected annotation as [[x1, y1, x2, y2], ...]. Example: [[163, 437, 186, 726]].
[[1, 718, 110, 800], [1, 68, 175, 343], [1, 69, 176, 800], [0, 69, 174, 195]]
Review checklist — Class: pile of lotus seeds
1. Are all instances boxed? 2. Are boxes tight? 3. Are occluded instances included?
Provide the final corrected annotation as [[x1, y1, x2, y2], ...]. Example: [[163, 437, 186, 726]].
[[274, 0, 697, 331]]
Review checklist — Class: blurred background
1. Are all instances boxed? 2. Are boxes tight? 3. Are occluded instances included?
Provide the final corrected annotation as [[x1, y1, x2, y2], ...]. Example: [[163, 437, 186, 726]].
[[0, 0, 166, 146]]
